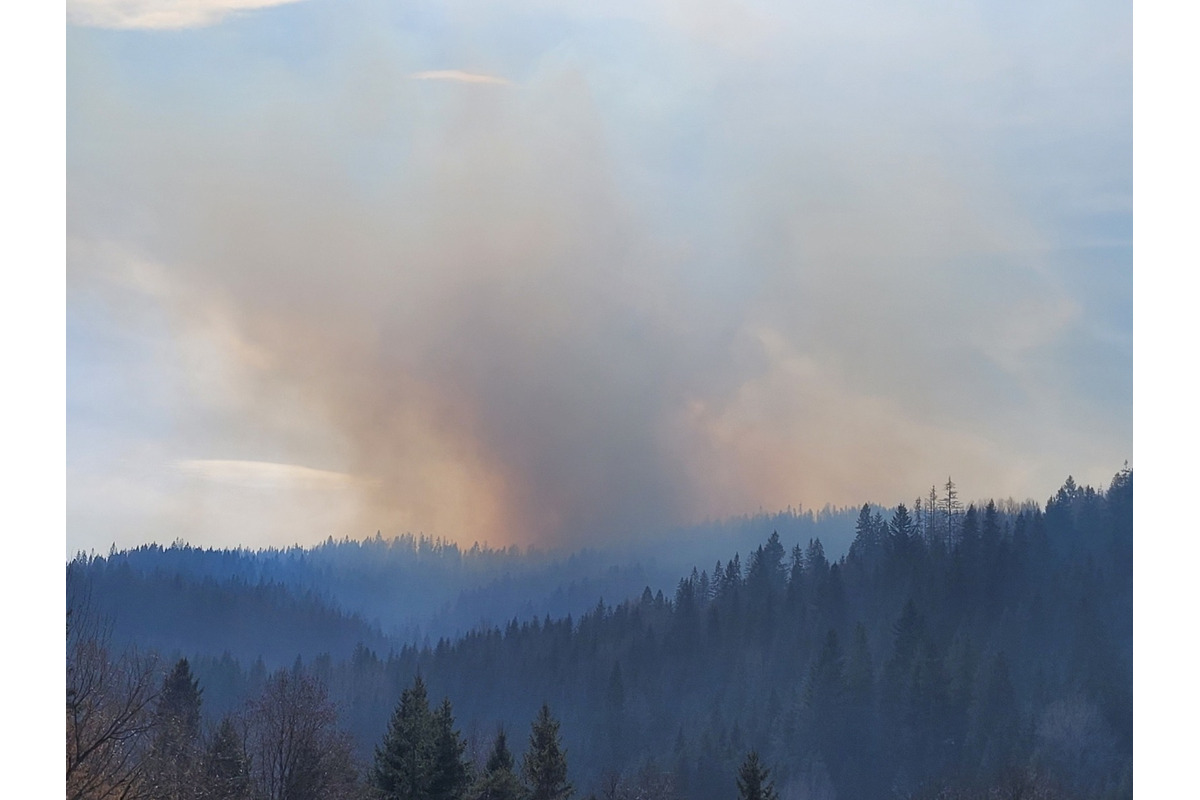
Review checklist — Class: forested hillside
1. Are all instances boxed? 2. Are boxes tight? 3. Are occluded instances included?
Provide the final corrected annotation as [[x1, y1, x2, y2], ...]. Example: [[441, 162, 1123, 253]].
[[70, 507, 860, 660], [67, 471, 1132, 800]]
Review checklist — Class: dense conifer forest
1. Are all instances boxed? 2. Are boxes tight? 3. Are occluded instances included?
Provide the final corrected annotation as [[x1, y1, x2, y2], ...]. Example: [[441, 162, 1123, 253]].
[[67, 470, 1132, 800], [71, 508, 860, 660]]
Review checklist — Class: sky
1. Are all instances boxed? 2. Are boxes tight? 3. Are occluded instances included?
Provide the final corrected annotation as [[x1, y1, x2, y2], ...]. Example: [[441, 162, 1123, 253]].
[[65, 0, 1132, 555]]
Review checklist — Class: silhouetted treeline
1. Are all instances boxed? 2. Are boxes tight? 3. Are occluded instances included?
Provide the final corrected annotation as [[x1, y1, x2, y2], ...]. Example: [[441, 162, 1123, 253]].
[[69, 509, 860, 659], [68, 471, 1131, 800]]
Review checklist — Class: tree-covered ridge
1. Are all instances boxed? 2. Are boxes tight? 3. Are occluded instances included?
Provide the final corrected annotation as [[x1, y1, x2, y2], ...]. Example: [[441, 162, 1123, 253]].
[[70, 508, 862, 658], [327, 471, 1131, 799], [68, 470, 1132, 800]]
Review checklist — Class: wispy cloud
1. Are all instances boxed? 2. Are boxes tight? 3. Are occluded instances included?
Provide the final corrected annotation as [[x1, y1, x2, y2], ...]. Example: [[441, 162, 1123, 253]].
[[176, 459, 359, 490], [67, 0, 307, 30], [411, 70, 513, 86]]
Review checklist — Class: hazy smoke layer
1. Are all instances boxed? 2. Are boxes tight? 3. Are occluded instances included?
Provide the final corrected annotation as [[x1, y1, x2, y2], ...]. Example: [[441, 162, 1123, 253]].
[[66, 0, 1131, 551]]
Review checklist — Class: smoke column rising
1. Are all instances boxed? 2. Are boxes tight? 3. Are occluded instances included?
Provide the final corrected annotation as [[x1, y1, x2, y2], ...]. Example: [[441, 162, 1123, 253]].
[[66, 0, 1131, 551]]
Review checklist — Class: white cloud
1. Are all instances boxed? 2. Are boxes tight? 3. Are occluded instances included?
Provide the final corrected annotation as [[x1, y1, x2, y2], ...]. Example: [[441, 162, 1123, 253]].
[[67, 0, 307, 30], [411, 70, 513, 86], [175, 459, 359, 490]]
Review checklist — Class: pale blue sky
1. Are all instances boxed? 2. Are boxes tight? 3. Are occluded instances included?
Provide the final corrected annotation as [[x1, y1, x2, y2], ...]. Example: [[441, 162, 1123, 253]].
[[66, 0, 1131, 554]]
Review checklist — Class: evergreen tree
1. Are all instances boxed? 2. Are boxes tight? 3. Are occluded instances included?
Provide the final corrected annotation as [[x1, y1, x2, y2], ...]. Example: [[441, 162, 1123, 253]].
[[882, 599, 925, 770], [488, 728, 516, 774], [960, 504, 980, 555], [604, 662, 627, 766], [374, 676, 436, 800], [149, 658, 204, 800], [944, 635, 978, 769], [849, 505, 880, 565], [522, 704, 572, 800], [806, 630, 846, 709], [472, 728, 524, 800], [845, 623, 874, 713], [157, 658, 203, 747], [980, 500, 1005, 607], [888, 504, 917, 558], [724, 555, 743, 589], [747, 531, 786, 593], [788, 546, 804, 583], [981, 500, 1001, 551], [886, 600, 925, 682], [842, 624, 879, 798], [905, 641, 952, 780], [805, 630, 848, 775], [970, 653, 1022, 778], [805, 539, 829, 576], [200, 716, 251, 800], [430, 698, 469, 800], [735, 752, 777, 800]]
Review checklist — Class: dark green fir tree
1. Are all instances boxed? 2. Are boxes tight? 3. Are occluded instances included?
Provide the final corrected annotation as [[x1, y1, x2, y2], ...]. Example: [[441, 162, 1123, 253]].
[[522, 704, 572, 800], [149, 658, 204, 800], [373, 676, 436, 800], [471, 728, 524, 800], [736, 752, 777, 800], [430, 697, 470, 800]]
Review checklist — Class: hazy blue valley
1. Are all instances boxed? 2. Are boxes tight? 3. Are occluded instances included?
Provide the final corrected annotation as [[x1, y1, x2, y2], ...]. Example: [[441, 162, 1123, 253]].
[[68, 472, 1132, 800]]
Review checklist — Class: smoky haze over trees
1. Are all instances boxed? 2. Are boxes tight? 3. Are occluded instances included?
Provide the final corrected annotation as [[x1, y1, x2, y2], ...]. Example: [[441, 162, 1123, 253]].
[[67, 470, 1132, 800], [65, 3, 1131, 797], [69, 508, 861, 657]]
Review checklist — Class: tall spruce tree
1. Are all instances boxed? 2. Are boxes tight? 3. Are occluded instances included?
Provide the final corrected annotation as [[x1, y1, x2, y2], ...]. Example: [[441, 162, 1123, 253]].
[[850, 504, 879, 564], [149, 658, 204, 800], [430, 698, 470, 800], [843, 623, 880, 798], [735, 752, 777, 800], [747, 531, 786, 593], [805, 631, 850, 785], [522, 704, 572, 800], [471, 728, 523, 800], [374, 676, 436, 800], [805, 539, 829, 577], [889, 504, 918, 558]]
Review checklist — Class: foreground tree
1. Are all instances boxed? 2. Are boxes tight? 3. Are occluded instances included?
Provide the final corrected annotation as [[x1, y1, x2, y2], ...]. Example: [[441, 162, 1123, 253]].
[[146, 658, 204, 800], [736, 752, 777, 800], [199, 716, 252, 800], [67, 578, 159, 800], [430, 698, 470, 800], [523, 704, 572, 800], [373, 676, 436, 800], [472, 728, 523, 800], [244, 669, 360, 800], [597, 762, 680, 800]]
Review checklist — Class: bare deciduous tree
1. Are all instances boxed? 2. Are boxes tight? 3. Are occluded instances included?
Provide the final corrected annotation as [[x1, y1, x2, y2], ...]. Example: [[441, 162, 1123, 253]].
[[244, 668, 362, 800], [67, 572, 160, 800]]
